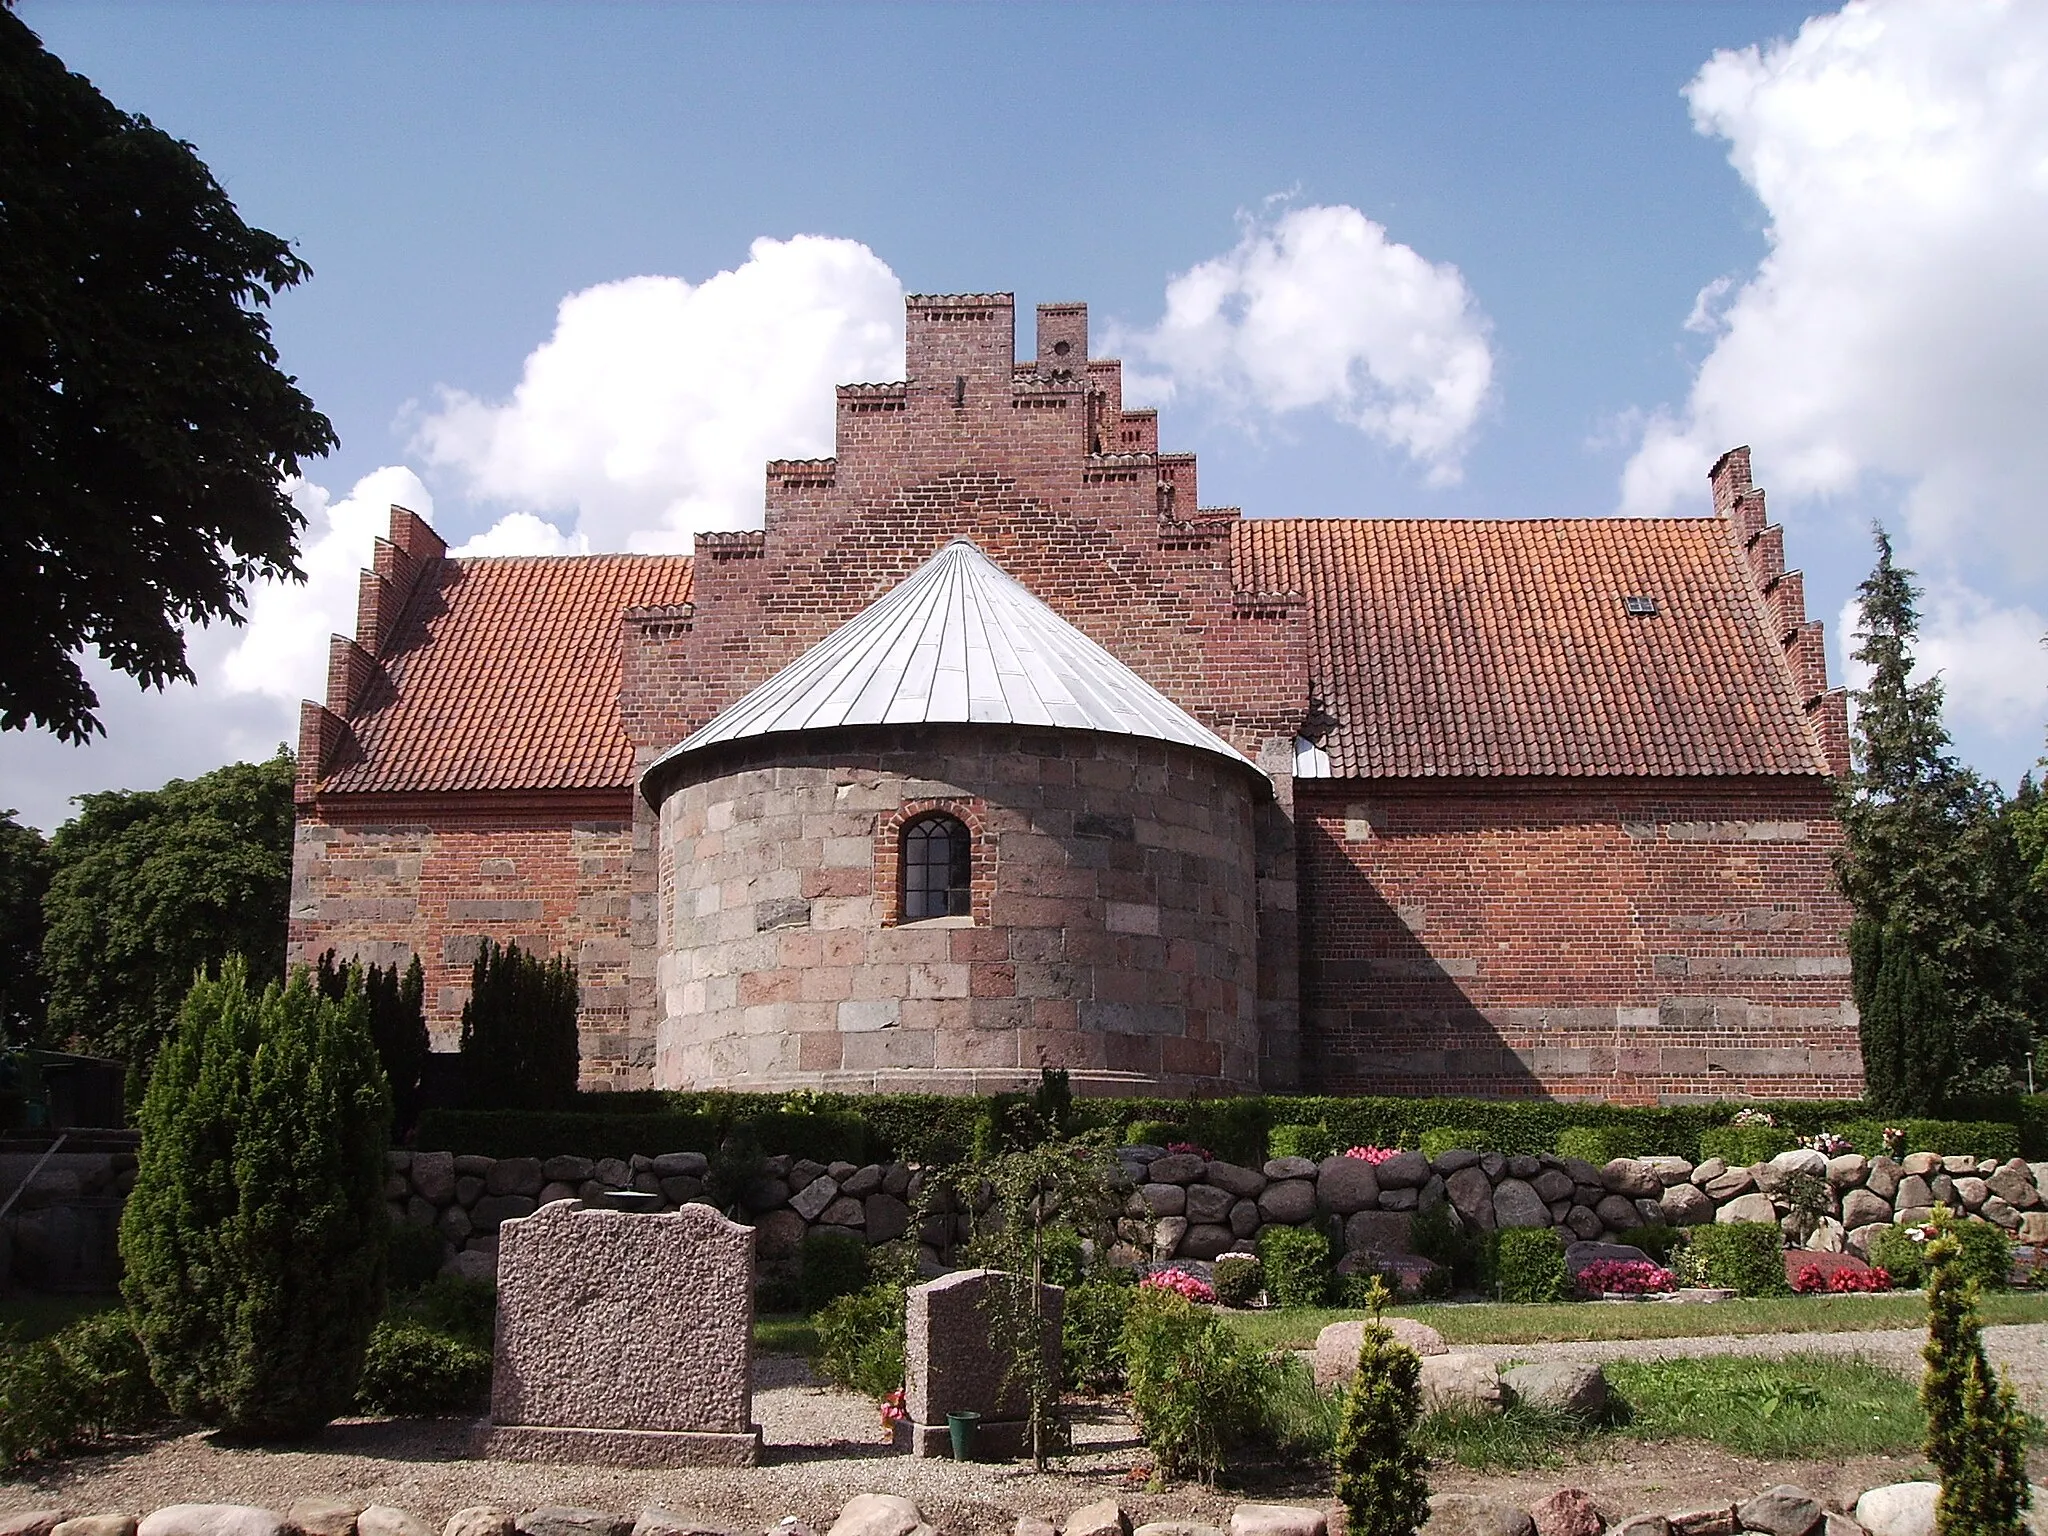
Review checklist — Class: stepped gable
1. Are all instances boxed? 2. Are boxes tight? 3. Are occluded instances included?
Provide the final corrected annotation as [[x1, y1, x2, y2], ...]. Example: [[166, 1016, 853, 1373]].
[[647, 538, 1255, 788], [303, 514, 695, 796], [1235, 512, 1833, 781]]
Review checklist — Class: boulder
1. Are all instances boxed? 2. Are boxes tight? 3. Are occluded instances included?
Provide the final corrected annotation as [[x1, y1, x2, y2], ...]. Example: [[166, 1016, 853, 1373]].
[[824, 1497, 932, 1536], [1983, 1195, 2022, 1230], [358, 1512, 432, 1536], [1375, 1150, 1432, 1189], [1530, 1492, 1606, 1536], [754, 1208, 807, 1259], [840, 1164, 884, 1199], [0, 1517, 68, 1536], [1501, 1360, 1607, 1417], [1643, 1156, 1695, 1186], [485, 1157, 544, 1197], [410, 1150, 457, 1202], [1264, 1156, 1318, 1180], [1379, 1187, 1420, 1212], [790, 1175, 840, 1221], [1016, 1523, 1058, 1536], [517, 1514, 632, 1536], [1767, 1149, 1829, 1181], [444, 1514, 518, 1536], [651, 1151, 708, 1179], [1842, 1188, 1893, 1229], [865, 1193, 912, 1243], [1895, 1174, 1934, 1210], [1229, 1199, 1261, 1238], [1317, 1155, 1381, 1214], [1594, 1193, 1643, 1230], [1423, 1497, 1534, 1536], [1564, 1239, 1651, 1273], [1565, 1205, 1603, 1240], [1735, 1489, 1824, 1536], [52, 1523, 134, 1536], [1148, 1153, 1207, 1185], [1185, 1183, 1236, 1224], [1419, 1353, 1504, 1415], [1718, 1192, 1779, 1225], [1660, 1183, 1715, 1225], [1154, 1216, 1188, 1257], [1346, 1209, 1414, 1254], [1142, 1183, 1188, 1217], [1608, 1520, 1673, 1536], [287, 1503, 360, 1536], [1258, 1179, 1318, 1224], [819, 1195, 866, 1228], [1533, 1168, 1577, 1203], [1205, 1160, 1268, 1198], [1492, 1179, 1550, 1229], [1669, 1513, 1737, 1536], [1989, 1166, 2040, 1209], [1182, 1223, 1239, 1259], [442, 1247, 496, 1283], [1227, 1510, 1324, 1536], [1312, 1318, 1447, 1388], [1866, 1159, 1902, 1198], [1953, 1177, 1991, 1209], [1704, 1168, 1757, 1200], [1434, 1149, 1483, 1174], [1851, 1486, 1936, 1536], [1445, 1165, 1496, 1230], [138, 1512, 286, 1536], [631, 1514, 742, 1536], [1826, 1154, 1869, 1187], [1902, 1152, 1942, 1175], [1690, 1157, 1729, 1184], [1601, 1160, 1662, 1198], [1063, 1505, 1130, 1536]]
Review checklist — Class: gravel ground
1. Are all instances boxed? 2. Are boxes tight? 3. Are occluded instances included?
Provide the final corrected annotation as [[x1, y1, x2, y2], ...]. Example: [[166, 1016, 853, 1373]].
[[9, 1326, 2040, 1531]]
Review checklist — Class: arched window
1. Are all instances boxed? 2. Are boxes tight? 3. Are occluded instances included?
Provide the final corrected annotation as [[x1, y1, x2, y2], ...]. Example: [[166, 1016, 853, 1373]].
[[901, 812, 972, 920]]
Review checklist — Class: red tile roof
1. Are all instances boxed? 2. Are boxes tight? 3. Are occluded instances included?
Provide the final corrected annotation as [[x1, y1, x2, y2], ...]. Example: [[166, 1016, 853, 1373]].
[[321, 554, 694, 794], [1232, 517, 1826, 779]]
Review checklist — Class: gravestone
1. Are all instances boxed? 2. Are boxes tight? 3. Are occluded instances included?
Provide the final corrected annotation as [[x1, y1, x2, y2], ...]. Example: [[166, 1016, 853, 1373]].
[[904, 1267, 1063, 1459], [481, 1200, 760, 1466]]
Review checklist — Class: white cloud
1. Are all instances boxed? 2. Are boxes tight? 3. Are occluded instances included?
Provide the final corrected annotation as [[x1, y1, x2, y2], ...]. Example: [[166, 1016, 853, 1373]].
[[1620, 0, 2048, 760], [1839, 589, 2048, 743], [413, 235, 905, 552], [452, 512, 584, 558], [1115, 204, 1495, 485]]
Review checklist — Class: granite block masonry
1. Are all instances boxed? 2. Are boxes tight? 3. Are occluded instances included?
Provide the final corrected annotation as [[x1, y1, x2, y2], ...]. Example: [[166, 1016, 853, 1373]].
[[481, 1200, 761, 1466], [905, 1268, 1063, 1459]]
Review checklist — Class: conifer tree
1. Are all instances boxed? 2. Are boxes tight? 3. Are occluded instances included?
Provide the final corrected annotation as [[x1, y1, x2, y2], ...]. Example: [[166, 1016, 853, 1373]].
[[1333, 1279, 1431, 1536], [1921, 1215, 2029, 1536], [317, 950, 429, 1132], [121, 960, 390, 1438], [1838, 528, 2030, 1105], [458, 939, 579, 1109]]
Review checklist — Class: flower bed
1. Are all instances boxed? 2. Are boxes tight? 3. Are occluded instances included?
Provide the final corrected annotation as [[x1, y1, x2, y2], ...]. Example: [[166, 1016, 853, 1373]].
[[1576, 1258, 1676, 1297]]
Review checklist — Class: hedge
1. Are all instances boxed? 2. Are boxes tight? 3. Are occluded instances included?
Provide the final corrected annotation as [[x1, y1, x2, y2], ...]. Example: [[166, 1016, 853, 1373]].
[[408, 1087, 2048, 1167]]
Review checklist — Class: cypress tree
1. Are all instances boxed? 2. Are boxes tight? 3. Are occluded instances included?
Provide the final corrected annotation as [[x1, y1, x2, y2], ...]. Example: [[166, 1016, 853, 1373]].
[[1333, 1281, 1431, 1536], [1922, 1215, 2030, 1536], [120, 960, 390, 1438], [458, 939, 580, 1109], [317, 950, 428, 1132]]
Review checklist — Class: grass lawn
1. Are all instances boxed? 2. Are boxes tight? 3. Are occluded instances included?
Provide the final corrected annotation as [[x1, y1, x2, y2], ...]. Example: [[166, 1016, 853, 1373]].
[[0, 1292, 118, 1343], [755, 1311, 821, 1356], [1223, 1291, 2048, 1350]]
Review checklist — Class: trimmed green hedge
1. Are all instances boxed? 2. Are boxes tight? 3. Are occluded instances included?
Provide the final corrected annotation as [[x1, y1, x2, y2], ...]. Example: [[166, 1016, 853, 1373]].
[[1698, 1126, 1798, 1166], [411, 1087, 2048, 1167], [1690, 1222, 1791, 1297]]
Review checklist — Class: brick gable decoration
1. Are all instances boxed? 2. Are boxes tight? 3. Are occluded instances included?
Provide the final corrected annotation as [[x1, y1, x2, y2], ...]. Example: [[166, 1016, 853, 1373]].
[[290, 294, 1857, 1102]]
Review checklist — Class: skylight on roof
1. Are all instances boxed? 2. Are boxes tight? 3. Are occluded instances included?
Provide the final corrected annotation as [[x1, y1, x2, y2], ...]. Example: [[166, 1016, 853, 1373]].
[[1623, 595, 1660, 618]]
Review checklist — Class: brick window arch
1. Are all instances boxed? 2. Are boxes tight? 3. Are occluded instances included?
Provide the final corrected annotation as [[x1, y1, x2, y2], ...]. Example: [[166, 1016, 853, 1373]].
[[900, 811, 973, 920]]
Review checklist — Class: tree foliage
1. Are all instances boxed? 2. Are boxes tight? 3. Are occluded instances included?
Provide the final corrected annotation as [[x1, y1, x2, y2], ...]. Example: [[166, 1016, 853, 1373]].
[[40, 752, 295, 1069], [316, 949, 428, 1133], [120, 959, 389, 1439], [1921, 1214, 2030, 1536], [0, 10, 337, 742], [1837, 528, 2038, 1106], [0, 809, 52, 1044], [1334, 1281, 1431, 1536], [458, 939, 580, 1110]]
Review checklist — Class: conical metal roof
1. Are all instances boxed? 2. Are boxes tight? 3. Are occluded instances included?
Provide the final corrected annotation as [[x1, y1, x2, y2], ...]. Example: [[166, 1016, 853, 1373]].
[[647, 539, 1255, 778]]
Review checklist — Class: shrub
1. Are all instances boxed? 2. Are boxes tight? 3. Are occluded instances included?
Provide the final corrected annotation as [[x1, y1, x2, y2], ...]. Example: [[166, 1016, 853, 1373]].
[[800, 1228, 870, 1311], [1213, 1254, 1265, 1308], [413, 1107, 722, 1160], [1333, 1317, 1431, 1536], [1123, 1287, 1276, 1485], [1037, 1223, 1086, 1290], [1, 1310, 167, 1470], [1493, 1228, 1569, 1303], [1270, 1122, 1336, 1162], [401, 1275, 497, 1344], [1631, 1223, 1682, 1265], [1953, 1221, 2014, 1294], [386, 1221, 448, 1293], [1259, 1225, 1334, 1308], [1419, 1126, 1487, 1160], [121, 961, 390, 1439], [1064, 1279, 1135, 1393], [1699, 1126, 1798, 1166], [1127, 1118, 1184, 1148], [1907, 1120, 2021, 1163], [1689, 1222, 1791, 1297], [813, 1283, 906, 1400], [1410, 1201, 1481, 1291], [1870, 1224, 1930, 1288], [458, 938, 580, 1111], [354, 1322, 491, 1415]]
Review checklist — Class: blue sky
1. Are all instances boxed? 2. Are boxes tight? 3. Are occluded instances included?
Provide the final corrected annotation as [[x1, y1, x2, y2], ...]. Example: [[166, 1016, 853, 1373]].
[[7, 1, 2046, 832]]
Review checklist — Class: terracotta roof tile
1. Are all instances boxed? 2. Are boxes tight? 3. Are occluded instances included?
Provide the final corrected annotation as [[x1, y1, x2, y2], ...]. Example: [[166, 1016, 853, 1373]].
[[322, 554, 694, 794], [1233, 517, 1825, 779]]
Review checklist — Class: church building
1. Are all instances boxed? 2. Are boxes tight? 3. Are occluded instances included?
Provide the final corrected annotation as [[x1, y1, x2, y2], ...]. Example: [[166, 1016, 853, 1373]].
[[289, 294, 1859, 1104]]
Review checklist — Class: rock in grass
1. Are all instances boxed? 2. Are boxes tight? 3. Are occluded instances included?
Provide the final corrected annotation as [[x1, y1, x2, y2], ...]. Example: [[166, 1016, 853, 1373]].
[[1312, 1319, 1447, 1389], [1734, 1491, 1824, 1536], [1423, 1496, 1534, 1536], [443, 1514, 517, 1536], [1227, 1509, 1325, 1536], [1849, 1487, 1935, 1536], [1419, 1353, 1505, 1415], [1501, 1361, 1607, 1417], [1529, 1491, 1604, 1536], [138, 1511, 287, 1536]]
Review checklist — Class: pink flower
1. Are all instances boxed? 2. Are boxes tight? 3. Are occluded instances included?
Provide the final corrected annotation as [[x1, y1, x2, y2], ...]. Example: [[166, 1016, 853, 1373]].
[[880, 1387, 908, 1440], [1792, 1263, 1828, 1295], [1140, 1269, 1217, 1304], [1166, 1141, 1213, 1161], [1575, 1259, 1676, 1296], [1827, 1266, 1891, 1293], [1344, 1145, 1401, 1166]]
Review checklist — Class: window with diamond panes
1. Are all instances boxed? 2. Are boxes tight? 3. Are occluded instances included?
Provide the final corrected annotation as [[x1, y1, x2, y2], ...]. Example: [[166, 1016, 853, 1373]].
[[901, 813, 971, 920]]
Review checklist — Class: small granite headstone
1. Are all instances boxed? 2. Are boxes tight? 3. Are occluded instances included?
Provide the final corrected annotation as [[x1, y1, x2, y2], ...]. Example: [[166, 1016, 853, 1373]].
[[904, 1267, 1062, 1459], [481, 1200, 760, 1466]]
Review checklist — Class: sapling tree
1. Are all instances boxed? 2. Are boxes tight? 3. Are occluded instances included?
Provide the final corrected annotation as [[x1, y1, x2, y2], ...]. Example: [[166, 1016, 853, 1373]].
[[1921, 1213, 2029, 1536], [1333, 1276, 1431, 1536]]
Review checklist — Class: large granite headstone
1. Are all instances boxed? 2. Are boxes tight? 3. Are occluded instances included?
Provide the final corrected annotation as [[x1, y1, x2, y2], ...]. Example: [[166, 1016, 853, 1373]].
[[481, 1200, 761, 1466], [904, 1267, 1062, 1459]]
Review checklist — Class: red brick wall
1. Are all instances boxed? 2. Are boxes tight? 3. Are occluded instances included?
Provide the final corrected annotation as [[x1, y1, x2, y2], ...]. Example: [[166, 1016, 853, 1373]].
[[288, 791, 646, 1088], [1298, 776, 1859, 1102]]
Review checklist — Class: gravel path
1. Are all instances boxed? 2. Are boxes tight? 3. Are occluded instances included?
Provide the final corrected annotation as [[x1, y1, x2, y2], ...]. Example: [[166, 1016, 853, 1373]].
[[1458, 1322, 2048, 1410]]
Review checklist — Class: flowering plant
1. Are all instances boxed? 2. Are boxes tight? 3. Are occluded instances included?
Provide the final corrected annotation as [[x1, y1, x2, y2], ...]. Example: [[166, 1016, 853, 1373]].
[[1732, 1108, 1778, 1128], [1343, 1145, 1401, 1165], [1830, 1266, 1892, 1293], [1166, 1141, 1212, 1161], [1802, 1131, 1853, 1157], [1883, 1126, 1908, 1158], [1140, 1268, 1216, 1304], [1576, 1259, 1676, 1296], [880, 1387, 908, 1440], [1791, 1262, 1827, 1294]]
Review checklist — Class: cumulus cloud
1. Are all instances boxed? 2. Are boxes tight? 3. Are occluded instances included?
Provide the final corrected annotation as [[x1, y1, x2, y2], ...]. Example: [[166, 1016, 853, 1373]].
[[1621, 0, 2048, 747], [413, 235, 905, 552], [1116, 204, 1494, 485], [1839, 590, 2048, 741]]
